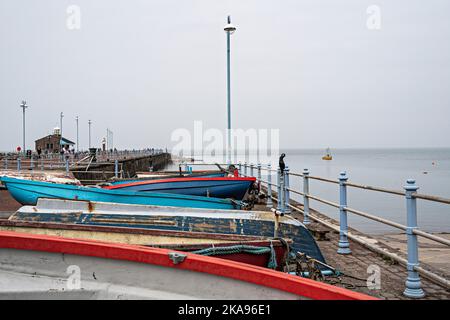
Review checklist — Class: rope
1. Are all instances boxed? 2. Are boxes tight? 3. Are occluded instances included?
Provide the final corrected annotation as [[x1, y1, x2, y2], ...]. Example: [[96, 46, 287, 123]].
[[268, 241, 278, 270], [192, 244, 278, 269]]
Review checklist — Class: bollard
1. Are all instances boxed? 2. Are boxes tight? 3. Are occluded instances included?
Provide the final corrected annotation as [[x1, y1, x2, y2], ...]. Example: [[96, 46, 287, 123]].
[[302, 168, 311, 225], [250, 163, 254, 178], [17, 158, 21, 172], [65, 159, 69, 176], [337, 171, 351, 254], [266, 164, 273, 207], [284, 166, 291, 213], [403, 179, 425, 298], [114, 160, 119, 178], [244, 162, 248, 177]]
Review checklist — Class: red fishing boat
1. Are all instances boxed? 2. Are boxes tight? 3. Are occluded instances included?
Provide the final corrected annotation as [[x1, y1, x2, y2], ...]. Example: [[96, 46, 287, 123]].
[[0, 231, 376, 300]]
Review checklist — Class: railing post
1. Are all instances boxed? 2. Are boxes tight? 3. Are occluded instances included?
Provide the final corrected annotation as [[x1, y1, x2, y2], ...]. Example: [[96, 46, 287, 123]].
[[257, 163, 261, 187], [65, 159, 69, 176], [41, 158, 44, 172], [266, 164, 273, 207], [114, 160, 119, 178], [238, 162, 242, 176], [303, 168, 311, 225], [337, 171, 351, 254], [244, 162, 247, 177], [17, 158, 21, 172], [284, 166, 291, 213], [30, 157, 34, 171], [256, 163, 261, 184], [250, 163, 254, 178], [403, 179, 425, 298], [279, 168, 285, 214], [4, 158, 7, 170], [276, 168, 282, 210]]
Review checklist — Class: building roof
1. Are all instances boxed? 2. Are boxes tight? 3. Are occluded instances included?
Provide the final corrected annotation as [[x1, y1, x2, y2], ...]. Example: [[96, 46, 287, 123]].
[[60, 137, 75, 145], [35, 134, 75, 146]]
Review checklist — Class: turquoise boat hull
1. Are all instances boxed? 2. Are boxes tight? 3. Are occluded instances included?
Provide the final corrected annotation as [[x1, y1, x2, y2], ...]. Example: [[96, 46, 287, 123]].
[[0, 177, 241, 210]]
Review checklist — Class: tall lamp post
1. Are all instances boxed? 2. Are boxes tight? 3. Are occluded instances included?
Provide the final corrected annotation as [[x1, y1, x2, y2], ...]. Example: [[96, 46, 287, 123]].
[[224, 15, 236, 165], [60, 112, 64, 144], [19, 100, 29, 155], [75, 116, 79, 152], [88, 120, 92, 149]]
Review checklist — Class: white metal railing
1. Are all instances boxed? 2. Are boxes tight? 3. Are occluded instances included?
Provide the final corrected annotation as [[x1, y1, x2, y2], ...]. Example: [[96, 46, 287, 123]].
[[233, 161, 450, 298]]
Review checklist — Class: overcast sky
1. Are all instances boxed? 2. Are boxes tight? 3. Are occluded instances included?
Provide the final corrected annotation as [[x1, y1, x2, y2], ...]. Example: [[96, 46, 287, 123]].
[[1, 0, 449, 151]]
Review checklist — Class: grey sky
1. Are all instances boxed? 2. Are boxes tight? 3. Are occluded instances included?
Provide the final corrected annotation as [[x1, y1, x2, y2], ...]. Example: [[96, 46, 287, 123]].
[[1, 0, 449, 151]]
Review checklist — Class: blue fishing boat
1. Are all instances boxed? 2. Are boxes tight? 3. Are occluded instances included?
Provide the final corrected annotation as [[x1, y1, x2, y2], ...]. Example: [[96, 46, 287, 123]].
[[104, 177, 256, 200], [0, 177, 242, 210]]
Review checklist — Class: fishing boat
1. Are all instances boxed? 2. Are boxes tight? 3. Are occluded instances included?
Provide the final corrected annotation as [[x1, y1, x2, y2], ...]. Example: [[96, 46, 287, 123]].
[[0, 231, 376, 299], [0, 219, 290, 270], [103, 177, 256, 200], [0, 176, 242, 210], [9, 198, 327, 264], [322, 148, 333, 160]]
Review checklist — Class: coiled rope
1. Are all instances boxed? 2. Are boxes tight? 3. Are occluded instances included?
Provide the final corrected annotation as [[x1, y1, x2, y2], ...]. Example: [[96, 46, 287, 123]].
[[192, 243, 278, 269]]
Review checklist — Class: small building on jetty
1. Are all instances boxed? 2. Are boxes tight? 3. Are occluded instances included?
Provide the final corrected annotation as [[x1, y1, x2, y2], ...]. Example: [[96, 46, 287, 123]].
[[34, 128, 75, 153]]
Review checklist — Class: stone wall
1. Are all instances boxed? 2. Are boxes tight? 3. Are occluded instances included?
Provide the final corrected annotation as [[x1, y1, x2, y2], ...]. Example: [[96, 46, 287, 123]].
[[71, 153, 171, 184]]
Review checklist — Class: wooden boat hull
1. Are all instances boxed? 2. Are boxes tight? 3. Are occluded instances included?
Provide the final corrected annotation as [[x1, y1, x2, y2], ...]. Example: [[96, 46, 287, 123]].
[[0, 220, 289, 270], [0, 177, 241, 210], [0, 231, 376, 300], [105, 177, 256, 200], [9, 198, 326, 264]]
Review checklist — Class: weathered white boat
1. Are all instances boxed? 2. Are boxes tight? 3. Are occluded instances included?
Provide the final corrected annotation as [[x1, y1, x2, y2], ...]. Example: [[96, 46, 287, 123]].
[[8, 198, 327, 264], [0, 231, 375, 300], [0, 219, 291, 270]]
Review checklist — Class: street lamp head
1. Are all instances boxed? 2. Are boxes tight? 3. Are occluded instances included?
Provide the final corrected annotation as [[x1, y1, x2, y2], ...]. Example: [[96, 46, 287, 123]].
[[20, 101, 28, 108], [224, 15, 236, 34]]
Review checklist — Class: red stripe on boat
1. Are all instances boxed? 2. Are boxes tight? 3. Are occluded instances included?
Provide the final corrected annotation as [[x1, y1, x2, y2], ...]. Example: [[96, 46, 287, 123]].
[[104, 177, 256, 190], [0, 231, 376, 300]]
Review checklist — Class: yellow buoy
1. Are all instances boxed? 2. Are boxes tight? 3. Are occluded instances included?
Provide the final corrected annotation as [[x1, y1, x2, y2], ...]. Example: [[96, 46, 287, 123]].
[[322, 148, 332, 160]]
